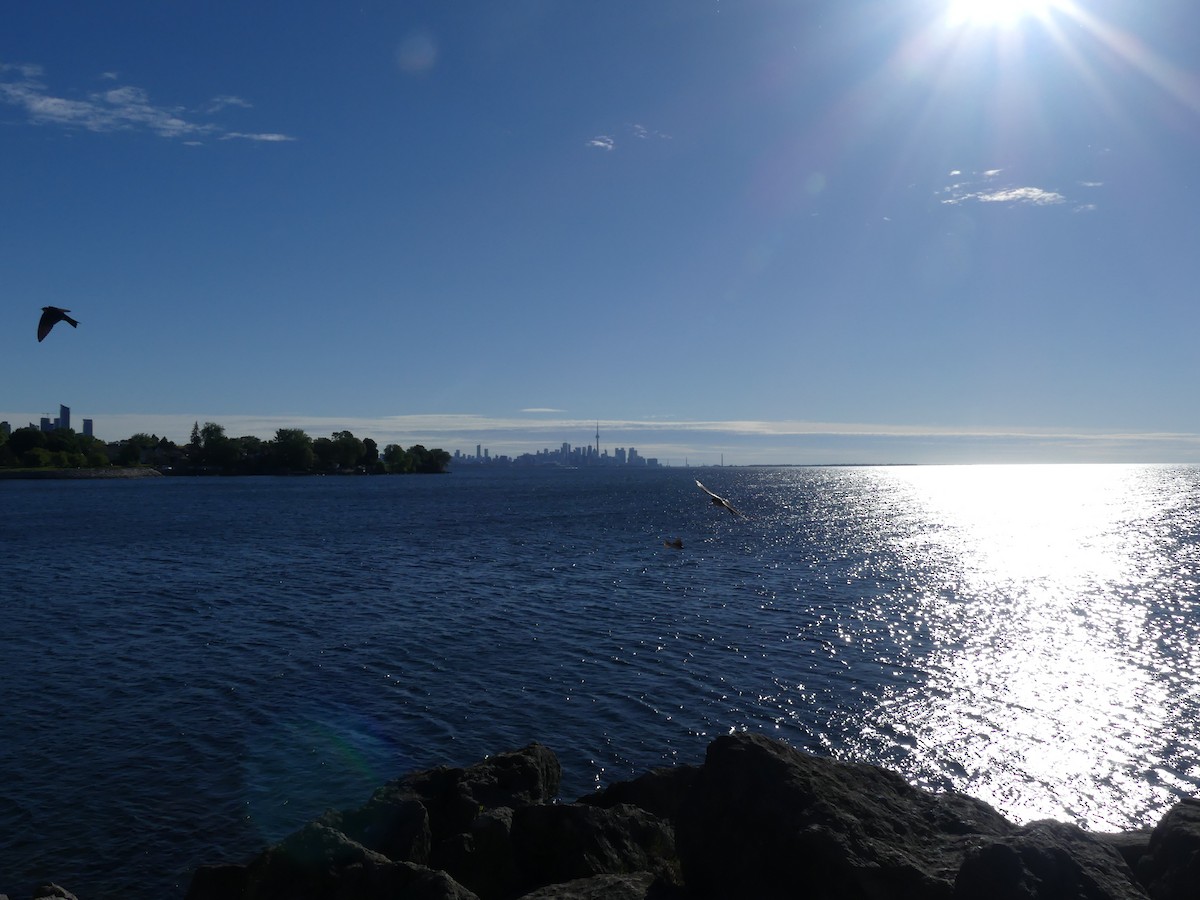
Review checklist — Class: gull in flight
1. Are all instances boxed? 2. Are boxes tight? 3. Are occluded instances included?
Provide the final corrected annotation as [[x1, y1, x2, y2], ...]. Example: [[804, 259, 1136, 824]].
[[696, 480, 744, 517], [38, 306, 79, 342]]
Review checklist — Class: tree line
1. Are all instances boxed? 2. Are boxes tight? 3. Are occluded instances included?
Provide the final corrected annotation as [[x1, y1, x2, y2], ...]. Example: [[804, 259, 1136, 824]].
[[0, 420, 451, 475]]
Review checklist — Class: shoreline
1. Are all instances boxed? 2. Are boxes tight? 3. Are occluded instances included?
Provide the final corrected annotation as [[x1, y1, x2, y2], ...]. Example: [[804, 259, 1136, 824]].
[[0, 467, 164, 480], [181, 733, 1198, 899], [7, 733, 1197, 898]]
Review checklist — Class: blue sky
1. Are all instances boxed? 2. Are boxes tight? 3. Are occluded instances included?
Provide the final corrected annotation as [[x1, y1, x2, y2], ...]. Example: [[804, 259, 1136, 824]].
[[4, 0, 1200, 464]]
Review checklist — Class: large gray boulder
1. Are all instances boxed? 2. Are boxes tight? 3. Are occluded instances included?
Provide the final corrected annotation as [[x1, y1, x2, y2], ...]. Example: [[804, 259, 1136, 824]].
[[953, 820, 1148, 899], [578, 763, 700, 823], [1138, 798, 1200, 899], [674, 731, 1014, 899], [187, 821, 479, 900], [516, 872, 661, 899], [511, 801, 679, 886], [187, 742, 561, 900]]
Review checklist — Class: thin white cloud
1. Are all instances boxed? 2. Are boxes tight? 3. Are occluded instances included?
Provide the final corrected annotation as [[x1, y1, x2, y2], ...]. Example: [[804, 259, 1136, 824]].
[[588, 123, 670, 153], [976, 187, 1067, 206], [203, 95, 253, 114], [221, 131, 296, 143], [630, 122, 670, 140], [940, 169, 1069, 207], [0, 63, 293, 143]]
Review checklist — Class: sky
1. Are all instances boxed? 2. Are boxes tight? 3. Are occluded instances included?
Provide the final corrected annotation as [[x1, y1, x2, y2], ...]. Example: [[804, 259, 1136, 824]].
[[4, 0, 1200, 465]]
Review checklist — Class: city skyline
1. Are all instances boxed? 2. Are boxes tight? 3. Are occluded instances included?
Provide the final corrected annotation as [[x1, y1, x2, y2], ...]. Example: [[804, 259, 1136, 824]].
[[5, 2, 1200, 465], [7, 406, 1200, 468]]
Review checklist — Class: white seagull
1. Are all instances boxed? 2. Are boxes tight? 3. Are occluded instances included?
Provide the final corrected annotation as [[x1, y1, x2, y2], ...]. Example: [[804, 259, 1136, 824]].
[[696, 480, 744, 517]]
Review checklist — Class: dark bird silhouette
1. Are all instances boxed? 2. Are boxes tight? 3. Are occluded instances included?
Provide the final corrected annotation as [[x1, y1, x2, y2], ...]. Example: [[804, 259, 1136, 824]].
[[664, 537, 684, 549], [696, 480, 744, 517], [38, 306, 79, 342]]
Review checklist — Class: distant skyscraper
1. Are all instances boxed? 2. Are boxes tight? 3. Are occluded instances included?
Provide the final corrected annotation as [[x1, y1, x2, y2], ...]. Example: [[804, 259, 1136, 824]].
[[40, 417, 52, 432], [58, 404, 70, 431], [83, 419, 93, 438], [0, 421, 9, 437]]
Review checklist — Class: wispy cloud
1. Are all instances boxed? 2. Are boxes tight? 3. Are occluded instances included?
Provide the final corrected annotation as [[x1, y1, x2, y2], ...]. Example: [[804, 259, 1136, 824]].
[[586, 122, 671, 153], [631, 122, 670, 140], [203, 94, 253, 114], [940, 169, 1072, 208], [0, 63, 294, 143], [975, 187, 1067, 206]]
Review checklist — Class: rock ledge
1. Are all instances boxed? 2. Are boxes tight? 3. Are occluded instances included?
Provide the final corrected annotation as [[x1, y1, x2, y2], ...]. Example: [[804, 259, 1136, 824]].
[[179, 733, 1196, 900], [10, 734, 1196, 899]]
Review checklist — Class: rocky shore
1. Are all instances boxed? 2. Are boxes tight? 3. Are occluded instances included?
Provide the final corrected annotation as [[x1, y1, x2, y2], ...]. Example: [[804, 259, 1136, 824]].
[[8, 733, 1198, 899], [0, 466, 162, 479]]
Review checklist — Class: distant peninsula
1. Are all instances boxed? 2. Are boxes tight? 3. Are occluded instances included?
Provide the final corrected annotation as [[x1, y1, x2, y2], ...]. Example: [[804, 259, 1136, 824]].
[[0, 420, 451, 476]]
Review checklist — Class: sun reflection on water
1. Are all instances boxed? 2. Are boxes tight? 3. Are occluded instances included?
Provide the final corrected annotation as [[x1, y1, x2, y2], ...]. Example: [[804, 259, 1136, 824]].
[[859, 464, 1200, 830]]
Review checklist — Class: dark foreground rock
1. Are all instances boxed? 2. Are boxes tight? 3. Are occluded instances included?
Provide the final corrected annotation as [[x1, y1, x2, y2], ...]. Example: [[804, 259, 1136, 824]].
[[12, 734, 1196, 899], [175, 734, 1192, 899]]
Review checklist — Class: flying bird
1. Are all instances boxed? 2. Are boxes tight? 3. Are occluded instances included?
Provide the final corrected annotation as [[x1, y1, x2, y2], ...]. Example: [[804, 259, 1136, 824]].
[[38, 306, 79, 342], [696, 480, 744, 517]]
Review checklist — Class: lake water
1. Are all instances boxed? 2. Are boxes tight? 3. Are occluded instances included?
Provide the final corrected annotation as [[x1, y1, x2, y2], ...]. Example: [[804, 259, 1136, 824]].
[[2, 464, 1198, 898]]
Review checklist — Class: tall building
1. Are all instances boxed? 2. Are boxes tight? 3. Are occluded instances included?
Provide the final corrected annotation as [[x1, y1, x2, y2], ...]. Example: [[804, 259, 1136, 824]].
[[82, 419, 94, 438], [58, 404, 70, 431]]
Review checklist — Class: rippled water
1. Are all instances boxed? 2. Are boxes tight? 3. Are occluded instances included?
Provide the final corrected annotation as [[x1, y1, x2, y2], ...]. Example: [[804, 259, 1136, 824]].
[[2, 465, 1198, 898]]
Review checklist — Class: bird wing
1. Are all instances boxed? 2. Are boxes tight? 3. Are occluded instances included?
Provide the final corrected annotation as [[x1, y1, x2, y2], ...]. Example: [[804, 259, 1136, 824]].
[[696, 480, 744, 517], [37, 309, 55, 342]]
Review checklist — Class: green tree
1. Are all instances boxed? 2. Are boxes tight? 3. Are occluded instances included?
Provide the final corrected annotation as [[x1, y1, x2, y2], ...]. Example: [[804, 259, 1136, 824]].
[[199, 422, 240, 470], [271, 428, 314, 471], [361, 438, 384, 473], [45, 428, 81, 455], [331, 430, 365, 469], [406, 444, 441, 473], [382, 443, 410, 473], [312, 437, 336, 470], [8, 427, 47, 460], [411, 445, 451, 474], [22, 447, 52, 467], [235, 435, 266, 471], [189, 421, 202, 462], [117, 433, 158, 466]]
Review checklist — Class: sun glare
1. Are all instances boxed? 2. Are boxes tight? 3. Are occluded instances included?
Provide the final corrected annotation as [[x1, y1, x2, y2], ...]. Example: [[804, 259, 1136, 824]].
[[946, 0, 1059, 27]]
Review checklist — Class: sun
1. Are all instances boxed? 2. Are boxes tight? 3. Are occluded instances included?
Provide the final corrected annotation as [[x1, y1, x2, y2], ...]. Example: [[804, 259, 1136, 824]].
[[945, 0, 1061, 27]]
